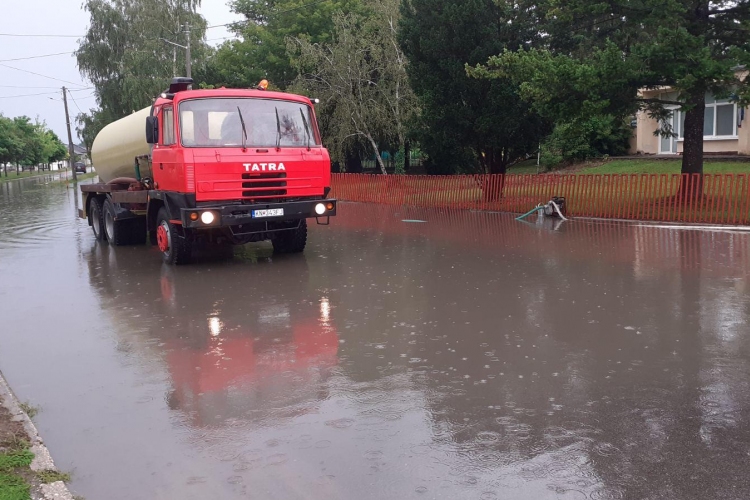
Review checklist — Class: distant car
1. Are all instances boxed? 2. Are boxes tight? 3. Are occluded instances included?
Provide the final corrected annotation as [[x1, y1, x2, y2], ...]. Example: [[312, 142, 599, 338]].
[[74, 162, 86, 174]]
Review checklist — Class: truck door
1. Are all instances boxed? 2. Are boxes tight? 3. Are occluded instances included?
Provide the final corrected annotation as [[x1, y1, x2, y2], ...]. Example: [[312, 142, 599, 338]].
[[152, 106, 183, 192]]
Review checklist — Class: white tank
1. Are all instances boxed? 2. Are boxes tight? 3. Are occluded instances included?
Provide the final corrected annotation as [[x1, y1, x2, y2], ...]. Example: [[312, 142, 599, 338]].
[[91, 107, 152, 183]]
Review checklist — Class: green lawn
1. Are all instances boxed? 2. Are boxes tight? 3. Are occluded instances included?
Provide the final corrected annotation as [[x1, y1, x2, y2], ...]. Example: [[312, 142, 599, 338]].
[[507, 158, 750, 175], [0, 171, 97, 184], [0, 171, 47, 183]]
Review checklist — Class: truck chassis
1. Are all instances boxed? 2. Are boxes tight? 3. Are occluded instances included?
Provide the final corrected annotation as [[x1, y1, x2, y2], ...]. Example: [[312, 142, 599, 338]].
[[79, 178, 336, 265]]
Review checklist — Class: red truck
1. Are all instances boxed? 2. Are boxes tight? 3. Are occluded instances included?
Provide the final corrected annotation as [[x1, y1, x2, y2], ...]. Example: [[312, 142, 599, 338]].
[[79, 78, 336, 264]]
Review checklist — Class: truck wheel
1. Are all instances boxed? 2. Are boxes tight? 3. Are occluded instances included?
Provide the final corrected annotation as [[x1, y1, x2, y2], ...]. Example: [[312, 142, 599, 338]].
[[102, 199, 147, 246], [102, 199, 118, 244], [89, 197, 105, 241], [272, 219, 307, 254], [156, 208, 192, 265]]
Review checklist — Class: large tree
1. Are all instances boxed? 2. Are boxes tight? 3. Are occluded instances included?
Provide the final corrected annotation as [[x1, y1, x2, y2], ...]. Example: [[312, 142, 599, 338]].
[[471, 0, 750, 176], [204, 0, 364, 89], [290, 0, 417, 174], [76, 0, 208, 127], [0, 115, 22, 177], [399, 0, 548, 175], [40, 130, 69, 168]]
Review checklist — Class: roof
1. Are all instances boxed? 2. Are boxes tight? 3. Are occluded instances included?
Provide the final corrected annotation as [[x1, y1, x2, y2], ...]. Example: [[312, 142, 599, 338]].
[[65, 144, 87, 155]]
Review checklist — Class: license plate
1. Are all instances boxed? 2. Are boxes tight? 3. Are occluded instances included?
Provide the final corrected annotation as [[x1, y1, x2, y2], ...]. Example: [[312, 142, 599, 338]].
[[252, 208, 284, 218]]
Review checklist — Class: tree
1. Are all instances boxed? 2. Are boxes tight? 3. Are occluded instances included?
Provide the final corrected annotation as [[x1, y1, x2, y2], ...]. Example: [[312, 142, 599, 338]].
[[205, 0, 365, 89], [76, 109, 108, 162], [0, 115, 22, 177], [40, 130, 68, 168], [471, 0, 750, 177], [76, 0, 208, 123], [13, 117, 45, 171], [290, 0, 417, 174], [399, 0, 548, 175]]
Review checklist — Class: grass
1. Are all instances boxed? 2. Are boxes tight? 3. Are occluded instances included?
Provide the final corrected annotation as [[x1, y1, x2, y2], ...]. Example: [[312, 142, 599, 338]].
[[16, 405, 37, 420], [0, 437, 33, 500], [0, 170, 98, 185], [35, 470, 71, 484], [0, 171, 45, 184], [506, 158, 750, 175]]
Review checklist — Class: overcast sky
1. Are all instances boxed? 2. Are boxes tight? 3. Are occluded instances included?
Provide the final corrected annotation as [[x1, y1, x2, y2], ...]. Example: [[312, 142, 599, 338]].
[[0, 0, 242, 144]]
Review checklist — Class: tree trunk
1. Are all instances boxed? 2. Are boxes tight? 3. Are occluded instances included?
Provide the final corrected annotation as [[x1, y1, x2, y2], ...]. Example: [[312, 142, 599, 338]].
[[482, 148, 507, 201], [404, 140, 411, 171], [345, 154, 363, 173], [366, 134, 388, 175], [680, 92, 705, 199]]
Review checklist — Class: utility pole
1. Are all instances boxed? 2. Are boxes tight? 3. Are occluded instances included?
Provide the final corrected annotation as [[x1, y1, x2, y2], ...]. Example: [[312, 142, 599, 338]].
[[160, 23, 191, 83], [184, 23, 191, 80], [62, 87, 77, 181]]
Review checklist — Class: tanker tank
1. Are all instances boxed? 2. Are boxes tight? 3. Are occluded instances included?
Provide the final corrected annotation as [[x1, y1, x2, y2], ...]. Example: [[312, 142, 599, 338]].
[[90, 107, 152, 183]]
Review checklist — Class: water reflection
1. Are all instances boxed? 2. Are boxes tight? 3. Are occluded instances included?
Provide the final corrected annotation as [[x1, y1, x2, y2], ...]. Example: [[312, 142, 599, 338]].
[[86, 247, 339, 429]]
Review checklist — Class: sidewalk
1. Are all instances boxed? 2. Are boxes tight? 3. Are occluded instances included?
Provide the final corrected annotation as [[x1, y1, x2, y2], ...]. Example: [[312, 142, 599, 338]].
[[0, 371, 74, 500]]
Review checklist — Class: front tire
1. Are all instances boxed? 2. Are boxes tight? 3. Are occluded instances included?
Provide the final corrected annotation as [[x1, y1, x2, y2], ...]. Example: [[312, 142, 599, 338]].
[[156, 208, 192, 265], [272, 219, 308, 254], [90, 197, 105, 241]]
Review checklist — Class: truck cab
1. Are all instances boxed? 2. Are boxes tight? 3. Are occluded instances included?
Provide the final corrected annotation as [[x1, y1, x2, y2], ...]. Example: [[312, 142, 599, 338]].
[[81, 78, 336, 265]]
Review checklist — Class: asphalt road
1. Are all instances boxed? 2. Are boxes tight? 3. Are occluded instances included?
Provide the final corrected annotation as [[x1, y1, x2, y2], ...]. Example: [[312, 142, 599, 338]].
[[1, 176, 750, 499]]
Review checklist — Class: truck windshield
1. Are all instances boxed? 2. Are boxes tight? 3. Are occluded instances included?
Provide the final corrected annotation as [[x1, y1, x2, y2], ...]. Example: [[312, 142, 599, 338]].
[[179, 98, 320, 148]]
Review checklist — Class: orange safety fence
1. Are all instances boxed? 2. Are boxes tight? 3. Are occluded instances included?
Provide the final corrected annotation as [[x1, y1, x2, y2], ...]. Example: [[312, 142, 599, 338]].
[[330, 173, 750, 225]]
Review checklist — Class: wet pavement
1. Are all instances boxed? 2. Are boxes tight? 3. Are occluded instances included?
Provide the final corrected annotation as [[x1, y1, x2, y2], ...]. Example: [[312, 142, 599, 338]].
[[1, 176, 750, 499]]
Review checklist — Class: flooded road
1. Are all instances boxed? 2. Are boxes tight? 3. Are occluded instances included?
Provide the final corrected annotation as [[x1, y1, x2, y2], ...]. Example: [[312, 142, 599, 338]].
[[1, 177, 750, 499]]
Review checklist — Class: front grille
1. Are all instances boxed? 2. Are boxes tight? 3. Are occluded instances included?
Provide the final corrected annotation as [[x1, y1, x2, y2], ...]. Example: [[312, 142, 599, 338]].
[[241, 172, 287, 198]]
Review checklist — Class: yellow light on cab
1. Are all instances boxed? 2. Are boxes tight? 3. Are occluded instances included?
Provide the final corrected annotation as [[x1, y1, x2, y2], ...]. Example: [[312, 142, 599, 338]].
[[257, 79, 269, 91]]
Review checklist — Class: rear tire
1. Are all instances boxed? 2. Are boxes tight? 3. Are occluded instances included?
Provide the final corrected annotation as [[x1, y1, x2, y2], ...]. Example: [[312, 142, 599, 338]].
[[156, 208, 192, 265], [272, 219, 308, 254], [90, 197, 105, 241], [102, 198, 147, 246]]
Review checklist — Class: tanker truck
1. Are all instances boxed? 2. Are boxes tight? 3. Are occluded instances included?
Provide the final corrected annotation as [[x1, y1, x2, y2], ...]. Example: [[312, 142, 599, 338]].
[[78, 77, 337, 265]]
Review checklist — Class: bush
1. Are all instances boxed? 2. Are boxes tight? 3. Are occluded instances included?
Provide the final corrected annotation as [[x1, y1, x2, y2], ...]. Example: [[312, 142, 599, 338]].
[[541, 115, 632, 168]]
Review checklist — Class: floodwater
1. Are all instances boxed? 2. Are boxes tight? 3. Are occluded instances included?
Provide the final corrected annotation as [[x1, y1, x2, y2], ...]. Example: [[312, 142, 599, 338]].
[[1, 176, 750, 500]]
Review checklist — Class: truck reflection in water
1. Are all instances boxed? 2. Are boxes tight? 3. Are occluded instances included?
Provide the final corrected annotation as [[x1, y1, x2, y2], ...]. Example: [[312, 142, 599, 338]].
[[87, 244, 338, 428]]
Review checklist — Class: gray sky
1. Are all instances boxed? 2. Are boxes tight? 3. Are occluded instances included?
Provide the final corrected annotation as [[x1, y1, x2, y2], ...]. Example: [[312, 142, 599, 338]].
[[0, 0, 242, 144]]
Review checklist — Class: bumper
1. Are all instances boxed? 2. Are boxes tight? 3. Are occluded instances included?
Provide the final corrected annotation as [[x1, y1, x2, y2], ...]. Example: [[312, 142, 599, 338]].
[[180, 199, 337, 229]]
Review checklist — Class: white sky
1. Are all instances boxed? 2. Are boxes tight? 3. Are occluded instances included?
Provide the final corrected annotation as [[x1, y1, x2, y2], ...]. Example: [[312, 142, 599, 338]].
[[0, 0, 242, 144]]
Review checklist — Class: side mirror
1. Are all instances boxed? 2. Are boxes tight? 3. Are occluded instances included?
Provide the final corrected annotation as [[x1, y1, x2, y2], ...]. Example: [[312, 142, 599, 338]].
[[146, 116, 159, 144]]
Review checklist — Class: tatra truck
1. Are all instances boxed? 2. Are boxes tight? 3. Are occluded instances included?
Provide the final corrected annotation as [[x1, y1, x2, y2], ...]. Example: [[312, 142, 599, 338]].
[[79, 78, 337, 265]]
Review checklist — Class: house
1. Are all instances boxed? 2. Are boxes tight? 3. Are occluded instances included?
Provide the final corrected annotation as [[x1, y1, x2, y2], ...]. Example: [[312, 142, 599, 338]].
[[632, 88, 750, 156], [54, 144, 91, 170]]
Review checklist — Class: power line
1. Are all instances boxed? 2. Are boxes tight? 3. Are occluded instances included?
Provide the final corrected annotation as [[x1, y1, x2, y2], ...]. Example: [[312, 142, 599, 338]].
[[66, 88, 84, 114], [0, 52, 74, 63], [0, 32, 82, 38], [0, 84, 61, 89], [0, 91, 63, 99], [0, 63, 87, 88]]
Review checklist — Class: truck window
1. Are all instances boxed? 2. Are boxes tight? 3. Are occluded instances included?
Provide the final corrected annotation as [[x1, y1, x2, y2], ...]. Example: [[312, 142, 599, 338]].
[[179, 98, 320, 148], [162, 107, 175, 145]]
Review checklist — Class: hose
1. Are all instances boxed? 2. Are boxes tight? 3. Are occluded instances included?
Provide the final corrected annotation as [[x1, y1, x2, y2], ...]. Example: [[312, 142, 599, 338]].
[[548, 201, 568, 221], [515, 204, 544, 221], [515, 201, 569, 222]]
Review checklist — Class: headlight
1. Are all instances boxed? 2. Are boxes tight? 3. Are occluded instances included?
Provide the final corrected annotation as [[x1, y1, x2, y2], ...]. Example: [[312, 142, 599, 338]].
[[314, 203, 326, 215], [201, 211, 216, 225]]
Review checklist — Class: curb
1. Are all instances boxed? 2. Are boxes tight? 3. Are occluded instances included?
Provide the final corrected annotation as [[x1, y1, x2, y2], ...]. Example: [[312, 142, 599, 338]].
[[0, 370, 74, 500]]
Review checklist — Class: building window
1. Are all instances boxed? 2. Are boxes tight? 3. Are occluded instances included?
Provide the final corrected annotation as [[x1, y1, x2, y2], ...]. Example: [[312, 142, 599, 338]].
[[673, 93, 738, 139]]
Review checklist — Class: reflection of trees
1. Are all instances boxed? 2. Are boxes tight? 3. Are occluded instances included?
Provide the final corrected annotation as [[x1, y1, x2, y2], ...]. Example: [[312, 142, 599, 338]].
[[318, 205, 750, 498], [85, 247, 339, 428]]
